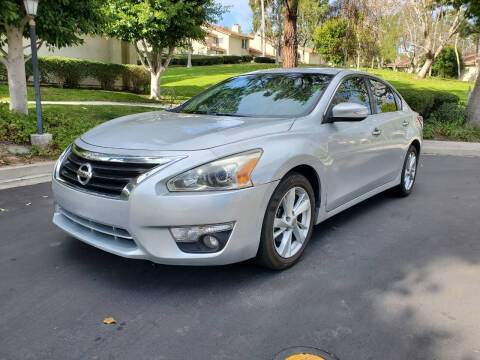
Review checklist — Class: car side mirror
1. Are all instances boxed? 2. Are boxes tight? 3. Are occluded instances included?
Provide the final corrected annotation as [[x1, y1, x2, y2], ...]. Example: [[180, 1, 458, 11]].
[[328, 102, 369, 122]]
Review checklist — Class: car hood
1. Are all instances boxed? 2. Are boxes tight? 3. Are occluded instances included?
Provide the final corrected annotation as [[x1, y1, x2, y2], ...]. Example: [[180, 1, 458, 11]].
[[80, 111, 295, 151]]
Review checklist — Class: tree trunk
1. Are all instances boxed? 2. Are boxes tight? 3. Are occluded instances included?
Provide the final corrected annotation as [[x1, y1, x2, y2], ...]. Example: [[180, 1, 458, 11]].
[[282, 0, 298, 68], [5, 25, 28, 114], [454, 34, 461, 80], [150, 71, 161, 100], [417, 54, 433, 79], [371, 57, 374, 69], [467, 63, 480, 127], [261, 0, 266, 57], [187, 49, 192, 68]]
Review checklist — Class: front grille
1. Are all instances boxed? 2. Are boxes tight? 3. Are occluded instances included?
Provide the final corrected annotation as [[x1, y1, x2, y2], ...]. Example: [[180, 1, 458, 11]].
[[59, 149, 158, 198]]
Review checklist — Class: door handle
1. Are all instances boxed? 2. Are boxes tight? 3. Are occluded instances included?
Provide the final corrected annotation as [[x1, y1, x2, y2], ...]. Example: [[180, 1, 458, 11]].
[[372, 128, 382, 136], [402, 120, 409, 127]]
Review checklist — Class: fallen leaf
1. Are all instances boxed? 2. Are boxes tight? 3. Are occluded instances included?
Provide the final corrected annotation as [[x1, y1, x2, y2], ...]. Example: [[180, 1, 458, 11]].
[[0, 208, 6, 212], [42, 195, 48, 198], [103, 317, 116, 324], [25, 202, 31, 206]]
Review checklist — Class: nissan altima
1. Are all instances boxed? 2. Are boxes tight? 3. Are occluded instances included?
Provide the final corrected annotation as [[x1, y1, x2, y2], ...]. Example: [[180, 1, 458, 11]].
[[52, 68, 422, 269]]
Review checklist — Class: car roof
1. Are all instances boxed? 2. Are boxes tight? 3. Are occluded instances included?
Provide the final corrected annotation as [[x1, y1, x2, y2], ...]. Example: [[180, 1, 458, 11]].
[[245, 67, 343, 76], [243, 67, 387, 80]]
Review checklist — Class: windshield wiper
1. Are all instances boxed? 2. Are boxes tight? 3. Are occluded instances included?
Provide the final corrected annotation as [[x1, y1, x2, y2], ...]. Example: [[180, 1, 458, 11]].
[[213, 112, 248, 117]]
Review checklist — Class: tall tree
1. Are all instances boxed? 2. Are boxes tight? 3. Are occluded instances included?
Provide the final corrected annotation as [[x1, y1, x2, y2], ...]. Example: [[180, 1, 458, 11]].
[[283, 0, 300, 67], [250, 0, 284, 63], [313, 18, 354, 65], [103, 0, 224, 100], [0, 0, 102, 114], [413, 0, 466, 79], [297, 0, 328, 63], [458, 0, 480, 126]]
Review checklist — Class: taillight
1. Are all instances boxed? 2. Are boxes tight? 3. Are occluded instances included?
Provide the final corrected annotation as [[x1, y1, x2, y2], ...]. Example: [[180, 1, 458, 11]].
[[417, 115, 423, 127]]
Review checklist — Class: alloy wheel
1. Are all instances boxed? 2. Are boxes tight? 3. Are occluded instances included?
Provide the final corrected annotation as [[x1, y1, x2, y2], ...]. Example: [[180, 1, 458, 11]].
[[404, 152, 417, 191], [273, 187, 312, 259]]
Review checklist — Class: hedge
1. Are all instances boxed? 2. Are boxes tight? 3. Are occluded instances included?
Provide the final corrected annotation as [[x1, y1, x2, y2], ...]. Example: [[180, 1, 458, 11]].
[[399, 88, 459, 120], [1, 56, 150, 92], [254, 56, 276, 63]]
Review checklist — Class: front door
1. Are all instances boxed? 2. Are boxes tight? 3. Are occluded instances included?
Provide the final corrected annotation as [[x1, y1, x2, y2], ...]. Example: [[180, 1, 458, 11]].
[[323, 76, 386, 212]]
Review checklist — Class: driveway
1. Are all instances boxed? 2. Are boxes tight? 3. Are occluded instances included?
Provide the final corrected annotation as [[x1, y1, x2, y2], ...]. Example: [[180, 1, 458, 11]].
[[1, 155, 479, 360]]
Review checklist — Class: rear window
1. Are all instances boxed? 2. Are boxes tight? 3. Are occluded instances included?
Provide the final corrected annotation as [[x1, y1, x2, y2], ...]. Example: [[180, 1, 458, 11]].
[[368, 79, 398, 113], [178, 73, 333, 117]]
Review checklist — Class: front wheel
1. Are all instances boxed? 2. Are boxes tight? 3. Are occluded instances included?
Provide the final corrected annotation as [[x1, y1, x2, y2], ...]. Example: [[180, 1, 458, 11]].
[[256, 173, 315, 270], [395, 145, 419, 197]]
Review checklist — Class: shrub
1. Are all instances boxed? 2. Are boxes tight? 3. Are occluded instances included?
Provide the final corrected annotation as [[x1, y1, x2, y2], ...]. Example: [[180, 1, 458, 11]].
[[170, 55, 224, 66], [38, 57, 89, 88], [124, 65, 150, 93], [432, 46, 463, 79], [223, 55, 243, 64], [431, 101, 466, 124], [87, 61, 125, 90], [399, 88, 459, 120], [0, 103, 36, 144], [242, 55, 254, 62], [254, 56, 275, 63], [0, 60, 7, 82]]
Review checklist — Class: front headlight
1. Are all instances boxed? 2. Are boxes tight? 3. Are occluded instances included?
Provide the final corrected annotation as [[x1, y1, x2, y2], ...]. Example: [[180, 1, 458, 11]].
[[167, 149, 263, 192], [53, 144, 72, 177]]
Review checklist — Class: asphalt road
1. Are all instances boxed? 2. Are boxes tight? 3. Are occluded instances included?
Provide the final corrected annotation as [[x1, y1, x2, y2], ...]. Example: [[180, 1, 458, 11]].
[[1, 155, 480, 360]]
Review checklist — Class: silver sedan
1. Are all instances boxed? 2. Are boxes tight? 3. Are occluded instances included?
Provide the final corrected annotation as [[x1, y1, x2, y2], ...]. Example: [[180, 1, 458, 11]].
[[52, 68, 422, 269]]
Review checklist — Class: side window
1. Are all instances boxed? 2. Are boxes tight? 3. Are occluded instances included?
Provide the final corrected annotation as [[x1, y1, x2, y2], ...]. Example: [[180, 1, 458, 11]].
[[331, 77, 371, 115], [369, 79, 397, 113]]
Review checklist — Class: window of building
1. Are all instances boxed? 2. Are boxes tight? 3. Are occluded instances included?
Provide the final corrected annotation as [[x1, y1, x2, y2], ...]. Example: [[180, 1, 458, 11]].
[[241, 39, 248, 49]]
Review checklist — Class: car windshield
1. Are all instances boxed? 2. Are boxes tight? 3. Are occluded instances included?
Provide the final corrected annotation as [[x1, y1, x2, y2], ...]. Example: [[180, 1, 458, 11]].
[[177, 73, 333, 117]]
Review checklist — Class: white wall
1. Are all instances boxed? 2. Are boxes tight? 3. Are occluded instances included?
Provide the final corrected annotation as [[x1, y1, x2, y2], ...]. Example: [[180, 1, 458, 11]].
[[35, 36, 137, 64], [461, 65, 479, 82]]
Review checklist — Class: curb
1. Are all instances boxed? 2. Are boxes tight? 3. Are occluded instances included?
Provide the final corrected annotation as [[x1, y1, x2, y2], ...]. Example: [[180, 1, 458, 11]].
[[0, 161, 55, 190], [422, 140, 480, 157], [0, 141, 479, 190]]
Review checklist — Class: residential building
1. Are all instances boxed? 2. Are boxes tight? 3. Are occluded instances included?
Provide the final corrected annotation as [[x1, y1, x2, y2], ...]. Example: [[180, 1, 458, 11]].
[[192, 24, 254, 56], [386, 54, 479, 82], [248, 31, 322, 64], [462, 52, 479, 82]]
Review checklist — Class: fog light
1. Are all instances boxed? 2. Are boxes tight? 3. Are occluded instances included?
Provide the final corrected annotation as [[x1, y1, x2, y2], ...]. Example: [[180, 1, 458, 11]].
[[202, 235, 220, 249], [170, 222, 234, 254], [170, 222, 234, 243]]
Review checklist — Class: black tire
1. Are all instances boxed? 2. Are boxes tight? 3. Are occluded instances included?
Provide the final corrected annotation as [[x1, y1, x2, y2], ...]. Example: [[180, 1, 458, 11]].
[[256, 173, 315, 270], [395, 145, 419, 197]]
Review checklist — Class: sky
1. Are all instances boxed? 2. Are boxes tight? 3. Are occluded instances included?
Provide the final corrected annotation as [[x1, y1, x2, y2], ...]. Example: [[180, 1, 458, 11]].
[[218, 0, 254, 33]]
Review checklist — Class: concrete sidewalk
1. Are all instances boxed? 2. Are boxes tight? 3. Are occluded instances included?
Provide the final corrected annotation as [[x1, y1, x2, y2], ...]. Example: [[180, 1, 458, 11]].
[[28, 101, 168, 108], [1, 140, 479, 190]]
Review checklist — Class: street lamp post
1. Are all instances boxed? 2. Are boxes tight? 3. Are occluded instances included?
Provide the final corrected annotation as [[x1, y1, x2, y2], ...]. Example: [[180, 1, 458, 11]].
[[24, 0, 51, 148]]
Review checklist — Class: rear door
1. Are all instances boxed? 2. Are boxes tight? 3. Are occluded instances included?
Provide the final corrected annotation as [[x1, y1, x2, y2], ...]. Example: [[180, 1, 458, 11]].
[[366, 78, 409, 181]]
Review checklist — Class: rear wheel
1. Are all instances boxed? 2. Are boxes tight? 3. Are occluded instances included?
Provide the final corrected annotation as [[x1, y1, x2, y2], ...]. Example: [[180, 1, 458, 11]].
[[256, 173, 315, 270], [395, 145, 418, 197]]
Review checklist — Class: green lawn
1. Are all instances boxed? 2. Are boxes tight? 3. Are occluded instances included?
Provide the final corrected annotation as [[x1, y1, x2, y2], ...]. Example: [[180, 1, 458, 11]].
[[0, 63, 473, 103], [360, 68, 473, 103], [0, 85, 158, 103]]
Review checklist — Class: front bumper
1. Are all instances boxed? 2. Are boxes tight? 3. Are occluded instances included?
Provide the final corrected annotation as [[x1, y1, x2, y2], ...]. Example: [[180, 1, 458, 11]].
[[52, 177, 278, 265]]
